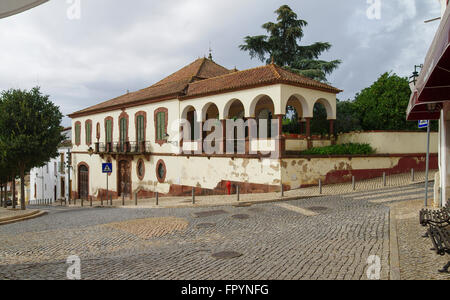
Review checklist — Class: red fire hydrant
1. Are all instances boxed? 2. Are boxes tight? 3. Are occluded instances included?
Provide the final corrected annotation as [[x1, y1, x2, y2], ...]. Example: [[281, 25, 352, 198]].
[[226, 181, 232, 195]]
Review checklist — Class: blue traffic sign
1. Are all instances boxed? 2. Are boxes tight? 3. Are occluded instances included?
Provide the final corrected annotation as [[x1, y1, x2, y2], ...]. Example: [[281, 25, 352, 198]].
[[418, 120, 429, 129], [102, 163, 113, 173]]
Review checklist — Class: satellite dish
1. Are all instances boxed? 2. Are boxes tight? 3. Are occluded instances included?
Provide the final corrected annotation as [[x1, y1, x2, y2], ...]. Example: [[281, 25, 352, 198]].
[[0, 0, 48, 19]]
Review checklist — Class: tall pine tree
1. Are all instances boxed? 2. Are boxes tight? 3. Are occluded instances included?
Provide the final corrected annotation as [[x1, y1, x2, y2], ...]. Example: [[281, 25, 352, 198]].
[[240, 5, 341, 82]]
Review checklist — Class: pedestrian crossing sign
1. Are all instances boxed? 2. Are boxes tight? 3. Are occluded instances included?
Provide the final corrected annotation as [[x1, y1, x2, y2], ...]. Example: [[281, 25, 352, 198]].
[[102, 163, 113, 173], [418, 120, 429, 129]]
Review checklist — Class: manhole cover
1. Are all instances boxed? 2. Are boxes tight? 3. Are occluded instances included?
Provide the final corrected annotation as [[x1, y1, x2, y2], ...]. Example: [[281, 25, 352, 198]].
[[232, 214, 250, 220], [308, 206, 329, 212], [196, 223, 216, 229], [194, 210, 228, 218], [212, 251, 243, 259]]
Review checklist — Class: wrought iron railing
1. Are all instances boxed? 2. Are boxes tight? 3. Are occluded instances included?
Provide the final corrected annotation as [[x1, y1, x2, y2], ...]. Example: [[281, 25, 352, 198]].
[[95, 141, 151, 154]]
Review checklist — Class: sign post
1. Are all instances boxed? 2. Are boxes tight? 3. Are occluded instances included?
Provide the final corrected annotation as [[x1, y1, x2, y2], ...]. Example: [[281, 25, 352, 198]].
[[102, 163, 113, 205], [419, 121, 431, 207]]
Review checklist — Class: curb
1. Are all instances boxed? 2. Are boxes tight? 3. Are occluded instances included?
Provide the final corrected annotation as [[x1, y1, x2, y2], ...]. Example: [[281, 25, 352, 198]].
[[119, 195, 322, 209], [0, 210, 47, 226], [389, 207, 401, 280]]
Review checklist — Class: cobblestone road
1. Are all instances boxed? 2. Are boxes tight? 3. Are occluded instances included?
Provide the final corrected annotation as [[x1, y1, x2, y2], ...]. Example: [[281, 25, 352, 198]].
[[0, 183, 445, 280]]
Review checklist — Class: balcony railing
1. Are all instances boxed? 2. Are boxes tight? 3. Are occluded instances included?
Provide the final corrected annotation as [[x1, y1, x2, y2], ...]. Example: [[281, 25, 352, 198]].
[[95, 141, 151, 155]]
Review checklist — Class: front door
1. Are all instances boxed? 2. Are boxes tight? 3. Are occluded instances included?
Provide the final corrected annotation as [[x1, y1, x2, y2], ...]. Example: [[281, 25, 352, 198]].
[[118, 160, 131, 197], [78, 165, 89, 200]]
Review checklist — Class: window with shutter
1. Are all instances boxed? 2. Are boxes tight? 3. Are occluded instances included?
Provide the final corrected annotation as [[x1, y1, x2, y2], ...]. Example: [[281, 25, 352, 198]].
[[106, 119, 112, 143], [154, 108, 168, 145], [75, 123, 81, 146]]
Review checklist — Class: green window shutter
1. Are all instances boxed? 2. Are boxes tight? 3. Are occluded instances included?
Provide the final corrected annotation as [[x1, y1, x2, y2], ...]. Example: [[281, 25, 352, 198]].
[[106, 120, 112, 143], [120, 118, 127, 143], [137, 116, 144, 142], [85, 123, 91, 144], [75, 124, 81, 145]]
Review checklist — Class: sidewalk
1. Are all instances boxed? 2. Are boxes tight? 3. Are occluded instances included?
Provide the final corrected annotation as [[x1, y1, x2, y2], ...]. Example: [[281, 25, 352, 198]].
[[0, 208, 45, 225], [389, 200, 449, 280], [64, 170, 436, 209]]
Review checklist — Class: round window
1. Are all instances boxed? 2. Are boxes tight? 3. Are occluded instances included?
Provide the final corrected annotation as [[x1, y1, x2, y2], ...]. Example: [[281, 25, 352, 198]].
[[137, 159, 145, 181], [156, 160, 166, 183]]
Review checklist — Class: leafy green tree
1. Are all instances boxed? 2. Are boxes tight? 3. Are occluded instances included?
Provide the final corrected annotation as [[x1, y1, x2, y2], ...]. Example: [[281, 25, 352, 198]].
[[335, 100, 362, 134], [352, 72, 414, 131], [0, 87, 64, 210], [240, 5, 341, 82]]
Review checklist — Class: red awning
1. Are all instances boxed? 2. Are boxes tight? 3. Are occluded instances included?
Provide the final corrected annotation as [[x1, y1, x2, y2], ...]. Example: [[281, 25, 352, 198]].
[[407, 6, 450, 121]]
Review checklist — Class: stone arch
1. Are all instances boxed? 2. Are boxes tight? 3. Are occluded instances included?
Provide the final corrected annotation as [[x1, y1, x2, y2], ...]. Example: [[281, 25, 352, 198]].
[[250, 95, 275, 118], [223, 99, 245, 120], [284, 94, 310, 118], [201, 102, 220, 121], [312, 98, 335, 119]]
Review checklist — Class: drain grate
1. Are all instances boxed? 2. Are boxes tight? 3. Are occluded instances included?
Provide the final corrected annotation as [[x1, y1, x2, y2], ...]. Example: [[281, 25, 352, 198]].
[[196, 223, 216, 229], [232, 214, 250, 220], [307, 206, 329, 212], [212, 251, 243, 259], [194, 210, 228, 218]]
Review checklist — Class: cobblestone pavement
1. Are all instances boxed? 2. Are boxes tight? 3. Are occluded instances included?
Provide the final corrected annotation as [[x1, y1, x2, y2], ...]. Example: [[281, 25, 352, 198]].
[[0, 183, 446, 280], [390, 200, 450, 280]]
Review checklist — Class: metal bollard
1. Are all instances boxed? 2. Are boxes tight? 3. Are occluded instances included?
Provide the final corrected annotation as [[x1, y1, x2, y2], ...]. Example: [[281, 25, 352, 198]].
[[135, 193, 138, 206], [192, 188, 195, 205], [411, 169, 415, 182], [319, 180, 322, 195], [122, 193, 125, 206], [383, 172, 387, 187], [90, 197, 92, 207], [237, 186, 240, 202], [81, 198, 84, 207], [156, 192, 159, 206], [101, 196, 103, 207], [281, 184, 284, 198], [110, 196, 112, 206], [352, 176, 356, 191]]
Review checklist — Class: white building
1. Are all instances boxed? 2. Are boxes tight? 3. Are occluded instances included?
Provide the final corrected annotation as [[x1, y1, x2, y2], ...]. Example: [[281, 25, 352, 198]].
[[29, 128, 73, 204], [407, 0, 449, 207]]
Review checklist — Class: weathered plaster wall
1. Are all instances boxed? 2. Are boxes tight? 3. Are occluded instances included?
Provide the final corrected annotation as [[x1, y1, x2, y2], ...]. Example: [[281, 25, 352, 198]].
[[337, 131, 438, 154], [71, 153, 282, 198], [281, 154, 439, 189]]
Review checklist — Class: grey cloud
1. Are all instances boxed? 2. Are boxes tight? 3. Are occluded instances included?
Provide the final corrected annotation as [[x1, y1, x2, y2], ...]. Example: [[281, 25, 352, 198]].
[[0, 0, 442, 126]]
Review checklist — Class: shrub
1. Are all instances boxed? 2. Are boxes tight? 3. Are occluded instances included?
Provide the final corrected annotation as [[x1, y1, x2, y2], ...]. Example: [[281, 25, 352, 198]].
[[301, 143, 375, 155]]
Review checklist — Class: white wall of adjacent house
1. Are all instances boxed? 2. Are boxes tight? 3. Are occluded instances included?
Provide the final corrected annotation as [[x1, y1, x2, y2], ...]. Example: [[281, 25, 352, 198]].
[[29, 146, 73, 204]]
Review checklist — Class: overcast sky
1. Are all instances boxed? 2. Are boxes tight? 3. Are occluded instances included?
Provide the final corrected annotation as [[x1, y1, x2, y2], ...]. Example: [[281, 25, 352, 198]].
[[0, 0, 442, 126]]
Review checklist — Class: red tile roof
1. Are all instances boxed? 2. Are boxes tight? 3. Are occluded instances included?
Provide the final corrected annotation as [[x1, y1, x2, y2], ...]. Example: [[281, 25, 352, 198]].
[[69, 58, 341, 118]]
